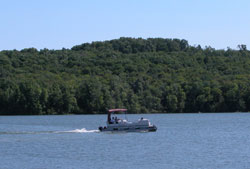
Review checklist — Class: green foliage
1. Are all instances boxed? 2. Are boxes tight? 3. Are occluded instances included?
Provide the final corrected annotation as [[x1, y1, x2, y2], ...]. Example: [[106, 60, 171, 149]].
[[0, 37, 250, 115]]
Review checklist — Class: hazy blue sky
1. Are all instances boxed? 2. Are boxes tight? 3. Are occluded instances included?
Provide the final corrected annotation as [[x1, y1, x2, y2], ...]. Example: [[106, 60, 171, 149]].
[[0, 0, 249, 50]]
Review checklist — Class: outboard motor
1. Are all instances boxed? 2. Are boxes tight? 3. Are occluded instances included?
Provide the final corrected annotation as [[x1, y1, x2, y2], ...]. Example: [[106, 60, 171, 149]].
[[98, 126, 103, 131]]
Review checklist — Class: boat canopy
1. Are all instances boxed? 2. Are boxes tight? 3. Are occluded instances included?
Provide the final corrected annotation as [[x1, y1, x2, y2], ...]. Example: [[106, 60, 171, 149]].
[[107, 109, 127, 123], [108, 109, 127, 112]]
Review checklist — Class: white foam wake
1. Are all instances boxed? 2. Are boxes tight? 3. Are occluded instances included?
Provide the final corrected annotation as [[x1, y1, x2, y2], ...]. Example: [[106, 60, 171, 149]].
[[0, 128, 99, 135], [58, 128, 99, 133]]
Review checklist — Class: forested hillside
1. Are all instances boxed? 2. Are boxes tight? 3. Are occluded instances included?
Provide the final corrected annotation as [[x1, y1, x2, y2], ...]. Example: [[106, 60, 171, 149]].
[[0, 37, 250, 115]]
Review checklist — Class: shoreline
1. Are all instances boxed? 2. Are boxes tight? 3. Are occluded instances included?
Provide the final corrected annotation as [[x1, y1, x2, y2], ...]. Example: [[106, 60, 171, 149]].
[[0, 111, 248, 116]]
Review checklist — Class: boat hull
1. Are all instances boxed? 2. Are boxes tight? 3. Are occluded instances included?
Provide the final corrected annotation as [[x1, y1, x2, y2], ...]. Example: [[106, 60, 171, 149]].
[[98, 125, 157, 132]]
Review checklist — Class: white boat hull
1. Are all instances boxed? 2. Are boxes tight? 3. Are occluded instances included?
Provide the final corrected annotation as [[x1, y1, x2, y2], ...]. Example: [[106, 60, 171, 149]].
[[98, 125, 157, 132]]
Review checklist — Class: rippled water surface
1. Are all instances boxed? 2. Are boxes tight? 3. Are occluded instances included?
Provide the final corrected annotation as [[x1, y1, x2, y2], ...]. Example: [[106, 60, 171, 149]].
[[1, 113, 250, 169]]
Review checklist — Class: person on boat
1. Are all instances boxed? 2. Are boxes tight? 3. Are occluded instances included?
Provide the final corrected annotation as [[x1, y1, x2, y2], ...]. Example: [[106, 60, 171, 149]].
[[110, 117, 115, 124]]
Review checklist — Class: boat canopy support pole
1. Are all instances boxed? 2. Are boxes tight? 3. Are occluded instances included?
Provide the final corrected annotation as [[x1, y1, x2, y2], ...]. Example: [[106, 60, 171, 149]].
[[107, 111, 111, 123]]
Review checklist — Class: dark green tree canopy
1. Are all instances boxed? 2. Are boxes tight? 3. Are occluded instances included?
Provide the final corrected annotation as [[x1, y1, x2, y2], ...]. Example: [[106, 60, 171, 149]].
[[0, 37, 249, 115]]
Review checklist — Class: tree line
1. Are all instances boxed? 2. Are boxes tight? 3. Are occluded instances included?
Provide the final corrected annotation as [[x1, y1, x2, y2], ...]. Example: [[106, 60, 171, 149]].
[[0, 37, 250, 115]]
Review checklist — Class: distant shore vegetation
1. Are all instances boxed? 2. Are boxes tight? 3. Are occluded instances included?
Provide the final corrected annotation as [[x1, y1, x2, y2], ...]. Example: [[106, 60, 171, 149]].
[[0, 37, 250, 115]]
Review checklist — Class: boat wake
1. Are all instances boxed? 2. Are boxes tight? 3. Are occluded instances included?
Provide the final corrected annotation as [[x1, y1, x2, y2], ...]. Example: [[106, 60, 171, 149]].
[[0, 128, 99, 135], [57, 128, 99, 133]]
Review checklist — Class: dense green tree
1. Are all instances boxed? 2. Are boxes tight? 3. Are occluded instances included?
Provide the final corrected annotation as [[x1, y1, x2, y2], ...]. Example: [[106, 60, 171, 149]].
[[1, 37, 250, 115]]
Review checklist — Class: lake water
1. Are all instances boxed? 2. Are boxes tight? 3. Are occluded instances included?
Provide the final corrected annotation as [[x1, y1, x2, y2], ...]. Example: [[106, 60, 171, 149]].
[[1, 113, 250, 169]]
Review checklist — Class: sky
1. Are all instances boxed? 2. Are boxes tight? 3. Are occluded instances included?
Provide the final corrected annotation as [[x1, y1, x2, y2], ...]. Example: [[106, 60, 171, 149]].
[[0, 0, 250, 50]]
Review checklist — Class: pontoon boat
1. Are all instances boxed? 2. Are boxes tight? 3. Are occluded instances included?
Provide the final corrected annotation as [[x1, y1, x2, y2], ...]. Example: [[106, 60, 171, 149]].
[[98, 109, 157, 132]]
